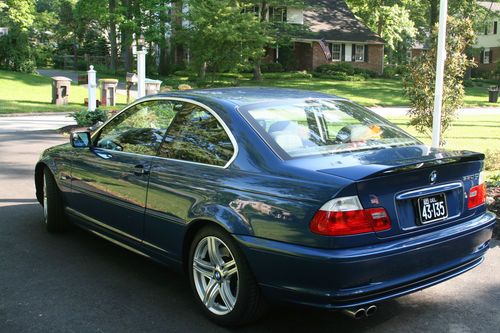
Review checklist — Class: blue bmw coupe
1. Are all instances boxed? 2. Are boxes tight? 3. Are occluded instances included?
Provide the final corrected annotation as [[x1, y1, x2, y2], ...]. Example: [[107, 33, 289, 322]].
[[35, 88, 496, 325]]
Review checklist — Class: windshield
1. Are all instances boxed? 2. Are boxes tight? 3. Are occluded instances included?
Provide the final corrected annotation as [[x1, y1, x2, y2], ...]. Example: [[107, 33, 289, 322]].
[[240, 99, 420, 159]]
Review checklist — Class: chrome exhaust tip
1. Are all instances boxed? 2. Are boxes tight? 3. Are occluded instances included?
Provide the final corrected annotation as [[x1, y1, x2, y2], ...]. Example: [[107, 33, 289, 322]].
[[342, 308, 365, 320], [365, 305, 377, 317]]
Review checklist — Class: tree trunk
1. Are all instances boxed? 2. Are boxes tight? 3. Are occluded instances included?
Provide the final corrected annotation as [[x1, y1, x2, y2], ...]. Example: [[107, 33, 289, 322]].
[[171, 0, 184, 66], [198, 62, 206, 81], [158, 1, 170, 75], [252, 2, 268, 81], [429, 0, 438, 29], [253, 59, 262, 81], [120, 0, 133, 71], [109, 0, 118, 73]]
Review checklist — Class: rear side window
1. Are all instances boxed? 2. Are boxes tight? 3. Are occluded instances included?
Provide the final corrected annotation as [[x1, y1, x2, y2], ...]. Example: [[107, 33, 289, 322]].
[[157, 103, 234, 167]]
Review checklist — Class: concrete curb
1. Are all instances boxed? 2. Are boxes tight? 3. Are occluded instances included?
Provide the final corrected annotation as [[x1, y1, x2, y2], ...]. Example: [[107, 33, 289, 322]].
[[0, 112, 73, 117]]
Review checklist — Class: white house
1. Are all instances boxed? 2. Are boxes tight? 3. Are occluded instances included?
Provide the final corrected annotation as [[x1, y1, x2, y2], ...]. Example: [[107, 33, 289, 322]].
[[0, 27, 8, 37], [474, 2, 500, 72]]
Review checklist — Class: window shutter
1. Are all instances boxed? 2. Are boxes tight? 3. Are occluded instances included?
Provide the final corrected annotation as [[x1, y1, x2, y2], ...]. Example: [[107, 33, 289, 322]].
[[341, 44, 346, 61], [480, 50, 484, 64], [490, 49, 493, 63], [364, 45, 369, 62], [495, 22, 498, 34], [351, 44, 356, 61]]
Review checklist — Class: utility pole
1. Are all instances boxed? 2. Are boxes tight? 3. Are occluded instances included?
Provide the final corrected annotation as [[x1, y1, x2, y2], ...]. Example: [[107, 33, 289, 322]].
[[431, 0, 448, 148]]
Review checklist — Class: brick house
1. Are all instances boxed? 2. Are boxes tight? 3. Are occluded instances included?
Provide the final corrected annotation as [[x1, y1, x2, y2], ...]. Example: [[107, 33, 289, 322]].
[[473, 1, 500, 73], [267, 0, 385, 74]]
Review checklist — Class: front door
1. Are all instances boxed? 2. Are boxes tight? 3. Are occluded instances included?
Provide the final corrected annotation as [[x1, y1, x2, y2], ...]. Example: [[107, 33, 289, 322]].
[[68, 100, 178, 241]]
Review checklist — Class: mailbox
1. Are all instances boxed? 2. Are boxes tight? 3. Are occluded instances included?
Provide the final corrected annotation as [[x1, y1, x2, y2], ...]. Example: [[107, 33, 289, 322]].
[[145, 79, 162, 96], [51, 76, 72, 105], [99, 79, 119, 107]]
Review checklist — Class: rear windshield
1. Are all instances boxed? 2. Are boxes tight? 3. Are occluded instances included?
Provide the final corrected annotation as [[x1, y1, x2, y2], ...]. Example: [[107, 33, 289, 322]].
[[240, 99, 420, 159]]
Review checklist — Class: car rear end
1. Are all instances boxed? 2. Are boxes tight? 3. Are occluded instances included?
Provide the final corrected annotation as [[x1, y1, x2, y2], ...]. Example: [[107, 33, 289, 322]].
[[235, 97, 496, 309]]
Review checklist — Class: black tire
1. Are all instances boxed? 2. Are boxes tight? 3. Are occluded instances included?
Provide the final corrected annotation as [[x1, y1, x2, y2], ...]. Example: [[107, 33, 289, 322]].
[[43, 168, 66, 232], [188, 225, 267, 326]]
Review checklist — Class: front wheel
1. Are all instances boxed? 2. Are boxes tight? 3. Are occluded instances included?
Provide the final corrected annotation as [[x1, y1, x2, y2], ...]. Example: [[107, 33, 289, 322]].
[[42, 168, 66, 232], [188, 225, 266, 326]]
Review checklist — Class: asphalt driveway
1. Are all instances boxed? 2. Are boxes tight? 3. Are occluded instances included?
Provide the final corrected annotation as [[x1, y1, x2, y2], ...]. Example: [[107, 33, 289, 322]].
[[0, 115, 499, 333]]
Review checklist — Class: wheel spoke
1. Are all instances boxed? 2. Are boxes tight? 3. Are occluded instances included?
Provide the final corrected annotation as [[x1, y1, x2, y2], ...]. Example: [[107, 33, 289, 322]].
[[193, 258, 214, 278], [203, 279, 219, 308], [219, 281, 236, 311], [222, 259, 237, 277], [207, 237, 224, 266]]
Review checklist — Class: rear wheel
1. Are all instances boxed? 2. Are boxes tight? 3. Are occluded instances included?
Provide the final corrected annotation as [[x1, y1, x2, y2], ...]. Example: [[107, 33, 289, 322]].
[[43, 168, 66, 232], [188, 225, 266, 326]]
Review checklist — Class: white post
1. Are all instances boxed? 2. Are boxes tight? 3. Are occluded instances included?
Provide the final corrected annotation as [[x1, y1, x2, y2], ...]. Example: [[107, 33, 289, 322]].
[[87, 65, 97, 112], [431, 0, 448, 148], [137, 50, 147, 98]]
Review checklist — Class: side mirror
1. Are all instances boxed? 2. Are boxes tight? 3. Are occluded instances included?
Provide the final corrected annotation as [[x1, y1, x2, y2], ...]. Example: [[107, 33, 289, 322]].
[[70, 131, 92, 148]]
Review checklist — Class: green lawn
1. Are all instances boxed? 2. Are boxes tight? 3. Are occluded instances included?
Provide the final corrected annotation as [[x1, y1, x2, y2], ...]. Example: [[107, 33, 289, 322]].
[[0, 70, 127, 114]]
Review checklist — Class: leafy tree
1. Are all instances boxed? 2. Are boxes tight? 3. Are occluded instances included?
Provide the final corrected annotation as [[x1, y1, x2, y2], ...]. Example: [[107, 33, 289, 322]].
[[403, 17, 475, 145], [184, 0, 268, 80]]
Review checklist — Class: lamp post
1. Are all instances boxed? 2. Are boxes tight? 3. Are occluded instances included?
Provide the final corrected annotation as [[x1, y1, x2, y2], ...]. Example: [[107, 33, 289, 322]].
[[136, 34, 147, 99], [87, 65, 97, 112], [431, 0, 448, 148]]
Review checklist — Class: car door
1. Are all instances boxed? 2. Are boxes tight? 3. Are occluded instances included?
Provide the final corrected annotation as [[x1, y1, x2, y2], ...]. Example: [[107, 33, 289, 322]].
[[68, 100, 178, 241], [143, 101, 236, 258]]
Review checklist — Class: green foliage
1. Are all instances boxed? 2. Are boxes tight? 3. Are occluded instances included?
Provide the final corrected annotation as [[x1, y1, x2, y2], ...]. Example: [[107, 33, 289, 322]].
[[382, 64, 408, 78], [183, 0, 270, 77], [0, 29, 36, 73], [261, 62, 284, 73], [403, 17, 476, 144], [315, 63, 355, 75], [72, 109, 109, 127]]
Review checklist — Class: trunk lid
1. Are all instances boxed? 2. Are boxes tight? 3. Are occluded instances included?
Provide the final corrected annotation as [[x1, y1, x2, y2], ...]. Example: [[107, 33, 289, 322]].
[[314, 145, 485, 239]]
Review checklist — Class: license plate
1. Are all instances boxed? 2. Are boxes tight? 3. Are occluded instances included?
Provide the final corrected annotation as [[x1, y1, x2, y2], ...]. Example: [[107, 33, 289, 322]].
[[417, 193, 448, 224]]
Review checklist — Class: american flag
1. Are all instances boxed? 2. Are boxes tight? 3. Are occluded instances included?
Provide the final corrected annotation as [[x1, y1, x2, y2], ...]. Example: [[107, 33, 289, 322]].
[[319, 39, 332, 61]]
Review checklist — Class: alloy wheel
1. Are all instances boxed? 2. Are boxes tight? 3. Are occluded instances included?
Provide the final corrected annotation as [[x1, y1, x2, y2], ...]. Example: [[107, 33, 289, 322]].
[[192, 236, 239, 315]]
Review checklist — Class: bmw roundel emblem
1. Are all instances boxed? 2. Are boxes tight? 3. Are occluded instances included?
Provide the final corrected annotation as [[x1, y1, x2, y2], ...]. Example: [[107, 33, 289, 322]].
[[429, 171, 438, 184]]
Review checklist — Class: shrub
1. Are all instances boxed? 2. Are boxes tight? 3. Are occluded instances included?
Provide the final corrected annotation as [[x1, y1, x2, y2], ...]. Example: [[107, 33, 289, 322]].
[[174, 70, 196, 77], [71, 109, 108, 127], [261, 62, 284, 73], [485, 149, 500, 172], [315, 63, 355, 75]]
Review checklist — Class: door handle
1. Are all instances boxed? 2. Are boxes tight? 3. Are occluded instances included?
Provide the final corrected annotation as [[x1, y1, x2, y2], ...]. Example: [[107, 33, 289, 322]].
[[133, 164, 149, 176]]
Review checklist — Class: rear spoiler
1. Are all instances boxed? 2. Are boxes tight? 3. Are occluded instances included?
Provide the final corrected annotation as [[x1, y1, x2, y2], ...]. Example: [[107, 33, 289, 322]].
[[364, 152, 485, 180]]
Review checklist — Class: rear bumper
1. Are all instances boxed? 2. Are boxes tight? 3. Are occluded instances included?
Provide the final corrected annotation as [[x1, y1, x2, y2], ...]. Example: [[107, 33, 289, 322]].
[[236, 212, 496, 309]]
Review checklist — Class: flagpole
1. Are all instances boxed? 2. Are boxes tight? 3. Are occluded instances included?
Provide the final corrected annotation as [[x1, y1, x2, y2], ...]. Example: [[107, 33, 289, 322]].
[[431, 0, 448, 148]]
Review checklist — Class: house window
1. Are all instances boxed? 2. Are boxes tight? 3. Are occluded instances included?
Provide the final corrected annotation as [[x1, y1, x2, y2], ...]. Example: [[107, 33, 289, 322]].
[[331, 43, 341, 61], [484, 22, 494, 35], [269, 7, 287, 22], [354, 44, 365, 62], [484, 49, 491, 64], [243, 5, 260, 17]]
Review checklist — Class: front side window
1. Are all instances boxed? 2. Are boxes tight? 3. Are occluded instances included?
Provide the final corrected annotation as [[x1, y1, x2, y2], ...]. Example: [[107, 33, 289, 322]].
[[355, 44, 365, 61], [331, 43, 341, 61], [158, 103, 234, 166], [96, 100, 178, 156], [240, 99, 419, 159]]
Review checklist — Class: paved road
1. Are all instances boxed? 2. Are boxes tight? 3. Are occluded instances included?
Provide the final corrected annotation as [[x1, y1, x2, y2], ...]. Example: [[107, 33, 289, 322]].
[[0, 115, 499, 332]]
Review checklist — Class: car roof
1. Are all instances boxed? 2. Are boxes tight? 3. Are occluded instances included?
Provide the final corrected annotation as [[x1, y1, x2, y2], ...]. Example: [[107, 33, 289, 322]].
[[153, 87, 341, 108]]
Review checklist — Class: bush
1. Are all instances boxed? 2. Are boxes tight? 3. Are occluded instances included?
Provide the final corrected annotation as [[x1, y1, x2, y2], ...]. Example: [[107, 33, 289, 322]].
[[485, 149, 500, 172], [315, 63, 355, 75], [261, 62, 284, 73], [71, 109, 108, 127], [174, 69, 196, 77], [313, 71, 366, 81]]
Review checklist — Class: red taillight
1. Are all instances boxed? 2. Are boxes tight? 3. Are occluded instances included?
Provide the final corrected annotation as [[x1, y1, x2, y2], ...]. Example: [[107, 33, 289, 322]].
[[468, 183, 486, 209], [310, 203, 391, 236]]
